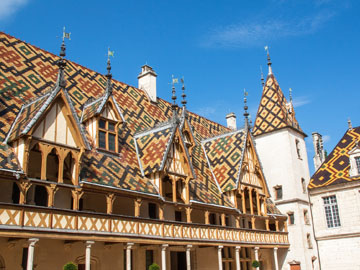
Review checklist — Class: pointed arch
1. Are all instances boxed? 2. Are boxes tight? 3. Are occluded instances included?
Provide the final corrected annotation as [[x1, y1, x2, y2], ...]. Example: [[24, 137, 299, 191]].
[[46, 148, 59, 182]]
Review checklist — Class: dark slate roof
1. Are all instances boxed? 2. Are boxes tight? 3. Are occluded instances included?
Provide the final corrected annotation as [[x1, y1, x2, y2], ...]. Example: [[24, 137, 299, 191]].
[[253, 74, 303, 137], [0, 32, 237, 206], [202, 129, 247, 193], [309, 126, 360, 189]]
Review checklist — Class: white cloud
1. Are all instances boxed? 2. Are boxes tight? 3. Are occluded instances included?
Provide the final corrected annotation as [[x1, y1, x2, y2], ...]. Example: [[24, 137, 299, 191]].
[[201, 11, 335, 48], [292, 96, 311, 108], [322, 135, 331, 143], [0, 0, 29, 21], [194, 106, 217, 118]]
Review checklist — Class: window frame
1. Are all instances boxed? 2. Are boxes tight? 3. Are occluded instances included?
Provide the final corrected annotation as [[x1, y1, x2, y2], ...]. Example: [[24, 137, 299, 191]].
[[97, 117, 118, 152], [274, 185, 283, 200], [323, 195, 341, 228], [288, 212, 295, 225], [355, 156, 360, 175]]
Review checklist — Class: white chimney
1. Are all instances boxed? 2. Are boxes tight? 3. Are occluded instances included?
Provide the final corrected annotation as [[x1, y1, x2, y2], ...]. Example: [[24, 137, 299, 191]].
[[138, 65, 157, 102], [312, 132, 326, 170], [226, 112, 237, 130]]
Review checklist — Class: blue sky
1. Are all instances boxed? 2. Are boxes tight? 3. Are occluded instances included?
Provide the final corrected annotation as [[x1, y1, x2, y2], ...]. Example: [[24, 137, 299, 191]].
[[1, 0, 359, 173]]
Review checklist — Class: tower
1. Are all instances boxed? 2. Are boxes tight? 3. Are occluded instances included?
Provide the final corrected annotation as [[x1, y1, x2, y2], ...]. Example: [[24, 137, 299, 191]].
[[252, 50, 319, 270]]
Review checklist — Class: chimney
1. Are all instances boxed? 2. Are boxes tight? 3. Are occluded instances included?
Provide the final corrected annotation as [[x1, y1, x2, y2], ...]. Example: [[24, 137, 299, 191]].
[[138, 65, 157, 102], [312, 132, 326, 170], [226, 112, 237, 130]]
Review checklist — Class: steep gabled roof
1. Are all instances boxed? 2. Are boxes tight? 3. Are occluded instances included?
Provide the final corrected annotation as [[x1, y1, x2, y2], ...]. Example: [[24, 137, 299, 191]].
[[309, 126, 360, 189], [81, 93, 125, 123], [253, 74, 303, 137], [134, 122, 175, 176], [202, 129, 247, 193], [0, 31, 243, 206]]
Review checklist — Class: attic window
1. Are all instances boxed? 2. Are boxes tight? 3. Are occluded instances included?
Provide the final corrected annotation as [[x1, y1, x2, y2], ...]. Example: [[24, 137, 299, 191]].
[[98, 118, 117, 152], [355, 157, 360, 174]]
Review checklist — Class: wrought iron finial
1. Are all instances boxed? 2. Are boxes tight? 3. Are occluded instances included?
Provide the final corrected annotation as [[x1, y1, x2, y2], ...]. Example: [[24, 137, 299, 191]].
[[181, 77, 187, 108], [57, 27, 71, 87], [171, 75, 179, 114], [243, 89, 249, 125], [105, 48, 114, 95], [264, 45, 272, 75], [260, 65, 264, 87], [348, 118, 353, 130]]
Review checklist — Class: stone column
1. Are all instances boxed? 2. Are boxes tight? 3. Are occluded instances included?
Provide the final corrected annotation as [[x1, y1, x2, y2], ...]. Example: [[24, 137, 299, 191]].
[[254, 247, 260, 270], [26, 238, 39, 270], [273, 247, 279, 270], [162, 244, 168, 270], [235, 246, 241, 270], [218, 246, 223, 270], [126, 243, 134, 270], [186, 245, 192, 270], [85, 241, 94, 270]]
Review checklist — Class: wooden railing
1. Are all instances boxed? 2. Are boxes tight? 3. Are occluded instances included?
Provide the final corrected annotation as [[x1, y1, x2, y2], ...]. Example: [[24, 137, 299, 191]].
[[0, 203, 288, 245]]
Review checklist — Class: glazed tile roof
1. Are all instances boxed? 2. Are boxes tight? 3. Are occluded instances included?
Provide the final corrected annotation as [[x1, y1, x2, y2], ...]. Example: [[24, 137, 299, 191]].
[[134, 123, 175, 176], [253, 74, 303, 136], [0, 32, 238, 206], [202, 129, 247, 193], [0, 143, 22, 173], [81, 93, 125, 123], [309, 126, 360, 189]]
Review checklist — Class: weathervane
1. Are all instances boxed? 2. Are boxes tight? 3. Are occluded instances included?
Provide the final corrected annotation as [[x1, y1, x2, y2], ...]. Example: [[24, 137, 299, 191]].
[[57, 27, 71, 87], [105, 47, 115, 95]]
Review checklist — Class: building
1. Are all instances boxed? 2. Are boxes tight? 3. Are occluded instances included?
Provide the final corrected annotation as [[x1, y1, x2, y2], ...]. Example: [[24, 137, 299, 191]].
[[252, 55, 319, 270], [0, 32, 290, 270], [309, 125, 360, 270]]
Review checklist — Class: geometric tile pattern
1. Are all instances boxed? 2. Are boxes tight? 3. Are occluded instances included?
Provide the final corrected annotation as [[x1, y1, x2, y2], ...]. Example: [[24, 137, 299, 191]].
[[134, 125, 174, 176], [202, 130, 247, 192], [0, 31, 243, 207], [253, 74, 302, 136], [81, 96, 104, 122], [0, 143, 21, 172], [309, 126, 360, 189]]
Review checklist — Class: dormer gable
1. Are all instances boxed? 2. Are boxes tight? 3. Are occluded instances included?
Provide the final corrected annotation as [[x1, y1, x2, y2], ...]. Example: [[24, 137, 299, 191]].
[[81, 94, 124, 152], [348, 141, 360, 177], [6, 88, 89, 150]]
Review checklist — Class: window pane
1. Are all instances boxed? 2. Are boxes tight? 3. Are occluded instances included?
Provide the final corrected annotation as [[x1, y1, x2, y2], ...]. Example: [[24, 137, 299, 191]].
[[99, 119, 106, 129], [323, 195, 341, 228], [108, 133, 116, 151], [108, 122, 115, 131], [99, 131, 106, 148]]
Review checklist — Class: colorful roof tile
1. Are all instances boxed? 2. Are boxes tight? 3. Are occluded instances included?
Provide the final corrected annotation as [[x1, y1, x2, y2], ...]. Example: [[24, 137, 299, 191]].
[[253, 74, 303, 136], [0, 31, 252, 206], [134, 124, 175, 176], [0, 143, 22, 173], [202, 129, 247, 192], [309, 126, 360, 189]]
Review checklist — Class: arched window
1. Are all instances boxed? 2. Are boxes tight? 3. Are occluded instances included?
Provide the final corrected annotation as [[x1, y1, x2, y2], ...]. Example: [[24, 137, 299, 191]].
[[27, 143, 41, 179], [63, 152, 76, 185], [46, 148, 59, 181]]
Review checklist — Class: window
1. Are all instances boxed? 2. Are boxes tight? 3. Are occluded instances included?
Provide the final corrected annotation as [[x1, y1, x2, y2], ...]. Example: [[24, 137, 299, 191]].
[[98, 118, 117, 152], [303, 210, 310, 225], [148, 203, 157, 219], [307, 233, 313, 249], [288, 212, 295, 225], [301, 178, 306, 193], [175, 211, 182, 222], [274, 185, 283, 200], [209, 213, 216, 225], [356, 157, 360, 174], [295, 139, 301, 159], [323, 195, 341, 228], [145, 250, 154, 270]]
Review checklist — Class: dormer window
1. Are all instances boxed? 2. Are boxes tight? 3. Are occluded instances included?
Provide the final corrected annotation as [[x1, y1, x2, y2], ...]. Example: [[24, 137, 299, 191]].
[[98, 118, 117, 152], [355, 157, 360, 174], [348, 143, 360, 177]]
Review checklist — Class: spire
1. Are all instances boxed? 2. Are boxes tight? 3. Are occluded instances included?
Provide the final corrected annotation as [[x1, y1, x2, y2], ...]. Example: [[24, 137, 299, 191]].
[[348, 118, 353, 130], [265, 45, 272, 75], [106, 47, 114, 95], [288, 88, 293, 114], [180, 77, 187, 109], [260, 66, 264, 87], [171, 75, 179, 116], [57, 27, 71, 88], [243, 89, 249, 127]]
